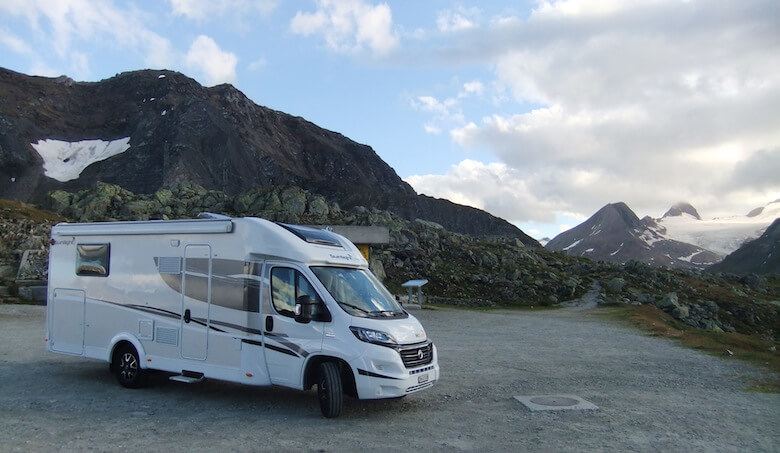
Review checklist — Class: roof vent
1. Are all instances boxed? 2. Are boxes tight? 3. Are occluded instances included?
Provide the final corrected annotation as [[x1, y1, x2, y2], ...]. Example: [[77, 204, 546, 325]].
[[197, 212, 232, 220], [277, 223, 343, 247]]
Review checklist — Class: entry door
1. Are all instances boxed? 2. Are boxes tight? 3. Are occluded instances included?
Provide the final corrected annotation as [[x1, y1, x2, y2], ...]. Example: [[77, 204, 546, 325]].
[[181, 245, 211, 360], [50, 288, 85, 355], [262, 264, 326, 387]]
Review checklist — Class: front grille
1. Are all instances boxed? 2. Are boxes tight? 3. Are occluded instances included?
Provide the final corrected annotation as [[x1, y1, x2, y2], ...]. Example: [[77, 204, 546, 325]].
[[399, 342, 433, 369]]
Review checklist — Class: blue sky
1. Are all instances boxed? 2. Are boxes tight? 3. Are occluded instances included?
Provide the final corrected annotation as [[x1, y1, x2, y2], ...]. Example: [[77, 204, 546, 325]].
[[2, 0, 779, 239]]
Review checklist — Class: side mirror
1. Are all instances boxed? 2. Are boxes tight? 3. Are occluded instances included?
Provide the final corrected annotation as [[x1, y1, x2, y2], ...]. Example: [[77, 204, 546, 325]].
[[295, 295, 314, 324]]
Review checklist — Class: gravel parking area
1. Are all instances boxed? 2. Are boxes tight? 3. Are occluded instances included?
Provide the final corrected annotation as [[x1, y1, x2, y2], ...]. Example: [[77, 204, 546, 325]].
[[0, 304, 777, 452]]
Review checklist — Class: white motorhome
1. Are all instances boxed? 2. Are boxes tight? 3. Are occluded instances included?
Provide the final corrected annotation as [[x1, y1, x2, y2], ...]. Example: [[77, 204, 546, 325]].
[[46, 215, 438, 417]]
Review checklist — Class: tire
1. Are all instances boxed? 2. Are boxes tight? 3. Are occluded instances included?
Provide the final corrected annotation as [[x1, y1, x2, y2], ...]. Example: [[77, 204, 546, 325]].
[[318, 361, 343, 418], [114, 344, 146, 389]]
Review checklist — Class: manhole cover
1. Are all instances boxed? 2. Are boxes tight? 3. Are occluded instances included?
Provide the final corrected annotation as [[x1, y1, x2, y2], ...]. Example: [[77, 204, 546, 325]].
[[530, 396, 580, 407], [513, 394, 599, 412]]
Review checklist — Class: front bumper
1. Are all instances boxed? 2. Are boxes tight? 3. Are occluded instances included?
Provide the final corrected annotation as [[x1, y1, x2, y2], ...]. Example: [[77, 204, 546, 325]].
[[352, 342, 439, 399]]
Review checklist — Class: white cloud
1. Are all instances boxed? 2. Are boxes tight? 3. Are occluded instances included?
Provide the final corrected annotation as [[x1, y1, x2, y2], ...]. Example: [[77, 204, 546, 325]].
[[248, 58, 267, 71], [407, 159, 563, 224], [290, 0, 399, 55], [169, 0, 278, 25], [28, 61, 60, 77], [0, 29, 33, 55], [69, 50, 90, 79], [423, 123, 441, 135], [460, 81, 484, 97], [413, 0, 780, 225], [411, 80, 485, 135], [436, 6, 480, 33], [0, 0, 175, 78], [185, 35, 238, 86]]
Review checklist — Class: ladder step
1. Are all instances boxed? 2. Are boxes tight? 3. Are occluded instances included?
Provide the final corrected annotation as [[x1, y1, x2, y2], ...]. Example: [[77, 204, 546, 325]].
[[169, 374, 204, 384]]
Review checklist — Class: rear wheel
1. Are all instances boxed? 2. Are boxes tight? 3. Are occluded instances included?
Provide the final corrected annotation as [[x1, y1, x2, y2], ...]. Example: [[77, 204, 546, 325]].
[[318, 361, 343, 418], [114, 344, 146, 388]]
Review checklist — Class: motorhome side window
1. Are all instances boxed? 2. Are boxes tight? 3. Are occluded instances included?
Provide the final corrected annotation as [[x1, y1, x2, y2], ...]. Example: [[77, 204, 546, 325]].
[[270, 267, 321, 318], [76, 244, 110, 277]]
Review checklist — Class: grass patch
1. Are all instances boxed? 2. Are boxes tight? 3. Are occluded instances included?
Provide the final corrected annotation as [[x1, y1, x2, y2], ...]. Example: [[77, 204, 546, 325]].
[[596, 304, 779, 393], [0, 199, 64, 222]]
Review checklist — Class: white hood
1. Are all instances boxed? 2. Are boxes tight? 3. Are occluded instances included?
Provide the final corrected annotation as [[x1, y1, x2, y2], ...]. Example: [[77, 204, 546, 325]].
[[352, 314, 428, 345]]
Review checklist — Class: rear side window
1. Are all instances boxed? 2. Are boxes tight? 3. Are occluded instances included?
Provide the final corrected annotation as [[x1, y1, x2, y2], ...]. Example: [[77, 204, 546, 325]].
[[76, 244, 110, 277]]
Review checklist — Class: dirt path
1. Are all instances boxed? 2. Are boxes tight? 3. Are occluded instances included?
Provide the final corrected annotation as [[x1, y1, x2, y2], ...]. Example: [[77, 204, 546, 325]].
[[1, 304, 777, 452]]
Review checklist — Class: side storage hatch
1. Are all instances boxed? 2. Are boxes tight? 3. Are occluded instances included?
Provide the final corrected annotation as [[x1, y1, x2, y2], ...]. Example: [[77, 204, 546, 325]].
[[50, 288, 86, 355]]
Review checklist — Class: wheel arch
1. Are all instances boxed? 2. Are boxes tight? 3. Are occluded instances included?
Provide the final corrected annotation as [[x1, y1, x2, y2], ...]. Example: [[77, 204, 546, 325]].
[[303, 355, 357, 398], [107, 334, 147, 370]]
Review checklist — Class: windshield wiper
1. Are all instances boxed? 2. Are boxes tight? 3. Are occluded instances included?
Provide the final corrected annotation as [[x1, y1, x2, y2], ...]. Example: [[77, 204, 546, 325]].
[[368, 310, 402, 317], [337, 301, 370, 314]]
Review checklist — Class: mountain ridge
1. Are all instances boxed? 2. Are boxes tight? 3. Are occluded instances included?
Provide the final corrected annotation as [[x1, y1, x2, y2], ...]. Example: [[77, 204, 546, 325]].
[[545, 202, 721, 269], [547, 200, 778, 271], [0, 67, 537, 244]]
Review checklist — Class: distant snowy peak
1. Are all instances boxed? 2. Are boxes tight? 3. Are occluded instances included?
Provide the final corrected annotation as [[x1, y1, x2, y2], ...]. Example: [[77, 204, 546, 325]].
[[744, 199, 780, 220], [655, 199, 779, 257], [545, 201, 719, 269], [662, 202, 701, 220], [32, 138, 131, 182]]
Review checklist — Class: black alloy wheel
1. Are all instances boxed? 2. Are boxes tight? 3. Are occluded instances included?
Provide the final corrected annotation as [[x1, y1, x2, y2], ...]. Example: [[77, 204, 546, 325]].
[[114, 344, 146, 388]]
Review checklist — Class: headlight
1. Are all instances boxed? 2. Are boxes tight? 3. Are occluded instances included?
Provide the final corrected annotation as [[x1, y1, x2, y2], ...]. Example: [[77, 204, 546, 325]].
[[350, 326, 397, 346]]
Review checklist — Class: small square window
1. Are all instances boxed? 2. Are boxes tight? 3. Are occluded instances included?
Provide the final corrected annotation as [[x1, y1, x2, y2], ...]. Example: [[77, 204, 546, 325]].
[[76, 244, 110, 277]]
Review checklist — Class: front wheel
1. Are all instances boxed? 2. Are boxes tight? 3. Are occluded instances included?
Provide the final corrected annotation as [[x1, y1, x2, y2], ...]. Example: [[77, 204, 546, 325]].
[[318, 361, 343, 418], [113, 344, 146, 388]]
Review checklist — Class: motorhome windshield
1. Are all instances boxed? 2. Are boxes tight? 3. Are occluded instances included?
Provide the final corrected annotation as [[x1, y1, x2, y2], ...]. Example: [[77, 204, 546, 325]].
[[311, 267, 406, 318]]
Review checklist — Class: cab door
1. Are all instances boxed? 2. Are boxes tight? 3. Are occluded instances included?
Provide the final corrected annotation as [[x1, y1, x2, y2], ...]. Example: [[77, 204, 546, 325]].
[[262, 263, 326, 387]]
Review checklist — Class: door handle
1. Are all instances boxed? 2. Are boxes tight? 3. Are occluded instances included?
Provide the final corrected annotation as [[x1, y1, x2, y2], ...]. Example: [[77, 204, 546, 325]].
[[265, 315, 273, 332], [184, 309, 191, 323]]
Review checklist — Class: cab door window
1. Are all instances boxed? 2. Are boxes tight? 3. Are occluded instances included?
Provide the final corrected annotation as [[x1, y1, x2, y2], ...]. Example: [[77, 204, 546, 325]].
[[270, 267, 323, 318]]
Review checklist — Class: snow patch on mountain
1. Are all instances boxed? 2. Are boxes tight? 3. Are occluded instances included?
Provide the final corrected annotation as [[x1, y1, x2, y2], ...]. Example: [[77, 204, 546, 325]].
[[656, 201, 780, 257], [31, 138, 131, 182]]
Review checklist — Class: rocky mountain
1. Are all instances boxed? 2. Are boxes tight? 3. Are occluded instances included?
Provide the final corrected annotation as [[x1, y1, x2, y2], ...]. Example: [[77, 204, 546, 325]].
[[709, 218, 780, 275], [0, 67, 537, 244], [545, 202, 721, 269], [653, 200, 779, 257]]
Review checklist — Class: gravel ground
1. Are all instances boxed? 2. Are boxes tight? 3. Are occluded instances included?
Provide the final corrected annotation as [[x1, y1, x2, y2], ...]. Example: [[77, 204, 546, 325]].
[[0, 304, 777, 452]]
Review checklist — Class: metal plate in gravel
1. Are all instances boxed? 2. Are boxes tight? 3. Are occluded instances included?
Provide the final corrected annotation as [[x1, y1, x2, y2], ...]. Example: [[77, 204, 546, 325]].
[[514, 394, 599, 412]]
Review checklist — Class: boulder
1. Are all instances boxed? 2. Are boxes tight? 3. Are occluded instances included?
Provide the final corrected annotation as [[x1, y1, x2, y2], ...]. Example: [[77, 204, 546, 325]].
[[604, 277, 626, 294]]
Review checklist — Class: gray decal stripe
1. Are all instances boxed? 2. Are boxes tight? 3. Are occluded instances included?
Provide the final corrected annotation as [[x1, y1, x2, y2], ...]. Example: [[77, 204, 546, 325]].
[[241, 339, 263, 347], [123, 303, 181, 320], [264, 332, 309, 358], [210, 319, 263, 335], [190, 316, 226, 333], [263, 331, 288, 338], [357, 369, 401, 380], [265, 343, 299, 357]]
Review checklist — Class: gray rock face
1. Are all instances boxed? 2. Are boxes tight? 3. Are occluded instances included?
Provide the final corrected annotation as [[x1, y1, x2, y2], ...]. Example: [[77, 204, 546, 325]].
[[0, 67, 537, 244]]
